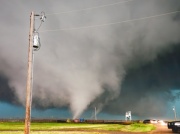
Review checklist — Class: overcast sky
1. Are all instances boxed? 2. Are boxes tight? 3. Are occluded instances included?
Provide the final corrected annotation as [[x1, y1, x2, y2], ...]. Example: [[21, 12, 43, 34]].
[[0, 0, 180, 120]]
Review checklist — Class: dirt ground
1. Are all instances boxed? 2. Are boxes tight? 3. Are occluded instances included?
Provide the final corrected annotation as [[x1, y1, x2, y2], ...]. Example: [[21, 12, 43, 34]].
[[148, 124, 173, 134]]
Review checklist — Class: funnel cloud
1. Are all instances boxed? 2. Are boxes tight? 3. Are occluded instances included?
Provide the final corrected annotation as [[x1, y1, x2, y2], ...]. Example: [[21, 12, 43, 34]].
[[0, 0, 180, 119]]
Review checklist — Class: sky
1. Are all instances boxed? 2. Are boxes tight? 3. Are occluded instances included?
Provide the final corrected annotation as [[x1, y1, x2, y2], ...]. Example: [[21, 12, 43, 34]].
[[0, 0, 180, 120]]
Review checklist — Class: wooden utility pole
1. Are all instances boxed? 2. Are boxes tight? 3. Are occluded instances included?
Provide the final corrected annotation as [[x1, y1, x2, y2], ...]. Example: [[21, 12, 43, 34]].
[[24, 11, 34, 134]]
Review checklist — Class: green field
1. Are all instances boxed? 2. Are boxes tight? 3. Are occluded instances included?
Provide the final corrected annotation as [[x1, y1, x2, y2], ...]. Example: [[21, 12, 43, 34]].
[[0, 122, 155, 134]]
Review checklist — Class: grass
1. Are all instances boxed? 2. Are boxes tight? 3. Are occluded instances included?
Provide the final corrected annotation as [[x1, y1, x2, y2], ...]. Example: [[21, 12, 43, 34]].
[[0, 132, 102, 134], [0, 122, 155, 133]]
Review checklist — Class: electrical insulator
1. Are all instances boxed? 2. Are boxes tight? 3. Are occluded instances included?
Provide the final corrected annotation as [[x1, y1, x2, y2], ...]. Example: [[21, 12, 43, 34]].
[[40, 12, 46, 22]]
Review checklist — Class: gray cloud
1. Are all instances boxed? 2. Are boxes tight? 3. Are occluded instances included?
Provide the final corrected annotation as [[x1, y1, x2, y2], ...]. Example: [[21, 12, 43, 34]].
[[92, 44, 180, 117], [0, 73, 18, 104], [0, 0, 180, 118]]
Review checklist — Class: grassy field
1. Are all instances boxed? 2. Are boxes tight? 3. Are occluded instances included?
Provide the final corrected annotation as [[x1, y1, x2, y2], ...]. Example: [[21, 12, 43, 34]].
[[0, 122, 155, 134]]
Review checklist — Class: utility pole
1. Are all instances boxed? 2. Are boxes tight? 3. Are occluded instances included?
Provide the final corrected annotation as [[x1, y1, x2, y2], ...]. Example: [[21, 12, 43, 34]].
[[24, 11, 34, 134], [173, 106, 177, 121], [24, 11, 45, 134]]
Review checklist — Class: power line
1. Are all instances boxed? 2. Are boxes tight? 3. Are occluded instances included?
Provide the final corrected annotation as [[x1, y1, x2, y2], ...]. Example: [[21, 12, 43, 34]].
[[40, 10, 180, 33], [46, 0, 133, 16]]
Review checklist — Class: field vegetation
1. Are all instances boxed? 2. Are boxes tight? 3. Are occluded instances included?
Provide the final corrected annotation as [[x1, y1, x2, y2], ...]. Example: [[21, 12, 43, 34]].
[[0, 122, 155, 134]]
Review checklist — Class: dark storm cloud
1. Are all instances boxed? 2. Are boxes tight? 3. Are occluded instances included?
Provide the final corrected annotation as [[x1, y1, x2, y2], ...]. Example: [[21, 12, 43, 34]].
[[0, 72, 18, 104], [0, 0, 180, 118], [93, 44, 180, 117]]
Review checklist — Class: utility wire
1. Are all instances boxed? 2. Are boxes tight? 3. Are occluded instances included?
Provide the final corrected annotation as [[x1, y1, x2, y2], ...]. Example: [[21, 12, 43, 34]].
[[46, 0, 133, 16], [40, 10, 180, 33], [35, 21, 42, 32]]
